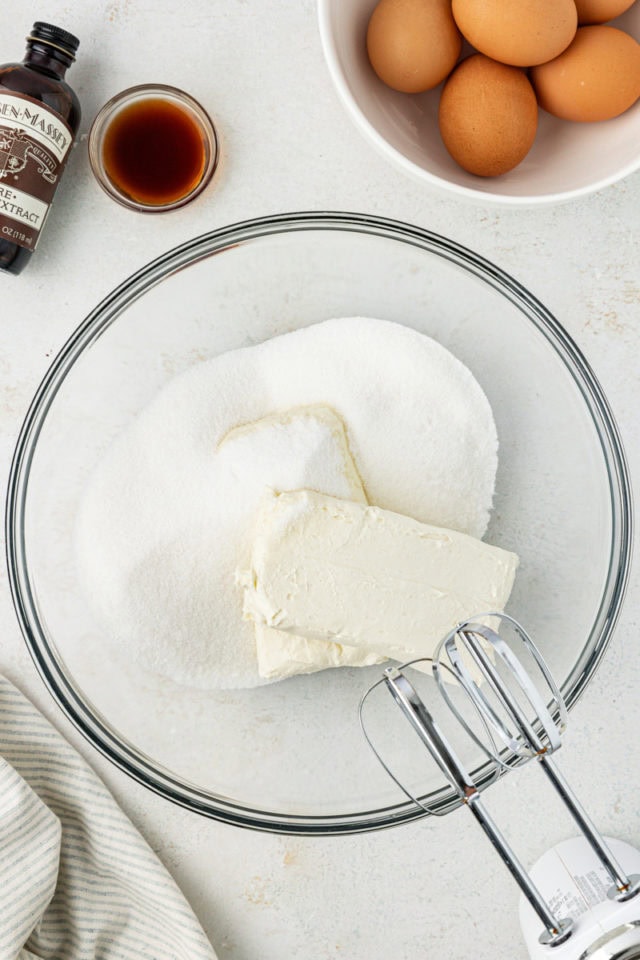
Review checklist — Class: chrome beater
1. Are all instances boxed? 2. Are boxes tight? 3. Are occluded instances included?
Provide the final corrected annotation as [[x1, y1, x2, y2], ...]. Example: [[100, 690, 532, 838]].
[[359, 613, 640, 950]]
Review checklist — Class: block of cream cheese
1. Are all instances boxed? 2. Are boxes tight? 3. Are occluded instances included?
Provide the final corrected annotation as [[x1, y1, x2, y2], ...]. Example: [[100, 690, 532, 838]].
[[218, 404, 367, 502], [242, 490, 519, 664], [221, 406, 385, 679]]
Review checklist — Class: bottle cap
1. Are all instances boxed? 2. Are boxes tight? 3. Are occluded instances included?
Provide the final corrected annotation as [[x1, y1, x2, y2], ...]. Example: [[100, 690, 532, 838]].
[[28, 22, 80, 61]]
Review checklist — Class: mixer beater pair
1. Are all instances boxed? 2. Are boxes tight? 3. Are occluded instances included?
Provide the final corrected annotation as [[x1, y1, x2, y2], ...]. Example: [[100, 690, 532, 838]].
[[360, 613, 640, 949]]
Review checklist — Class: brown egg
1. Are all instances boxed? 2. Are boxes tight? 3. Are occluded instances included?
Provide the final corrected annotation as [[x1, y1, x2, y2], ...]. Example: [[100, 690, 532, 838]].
[[574, 0, 636, 25], [438, 55, 538, 176], [531, 26, 640, 121], [452, 0, 578, 67], [367, 0, 462, 93]]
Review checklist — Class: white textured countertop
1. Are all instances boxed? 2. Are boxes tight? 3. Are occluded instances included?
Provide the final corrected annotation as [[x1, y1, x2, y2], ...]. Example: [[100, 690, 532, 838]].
[[2, 3, 640, 958]]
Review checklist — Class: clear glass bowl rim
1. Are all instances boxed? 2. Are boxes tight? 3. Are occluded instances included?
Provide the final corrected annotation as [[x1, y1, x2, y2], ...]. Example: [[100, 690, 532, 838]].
[[5, 211, 633, 835]]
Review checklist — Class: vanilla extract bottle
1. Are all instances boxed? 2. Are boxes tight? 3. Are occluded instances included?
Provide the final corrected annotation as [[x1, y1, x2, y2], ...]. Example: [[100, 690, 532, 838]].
[[0, 23, 81, 275]]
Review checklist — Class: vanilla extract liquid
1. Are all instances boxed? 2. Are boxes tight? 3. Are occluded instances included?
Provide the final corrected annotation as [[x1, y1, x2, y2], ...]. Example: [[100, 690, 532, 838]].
[[101, 98, 207, 207]]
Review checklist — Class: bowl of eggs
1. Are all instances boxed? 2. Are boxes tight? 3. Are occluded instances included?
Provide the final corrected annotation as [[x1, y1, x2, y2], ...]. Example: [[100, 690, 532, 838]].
[[317, 0, 640, 204]]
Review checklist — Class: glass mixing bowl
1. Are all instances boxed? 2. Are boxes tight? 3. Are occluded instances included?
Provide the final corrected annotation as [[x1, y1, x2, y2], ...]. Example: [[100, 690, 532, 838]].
[[6, 212, 631, 834]]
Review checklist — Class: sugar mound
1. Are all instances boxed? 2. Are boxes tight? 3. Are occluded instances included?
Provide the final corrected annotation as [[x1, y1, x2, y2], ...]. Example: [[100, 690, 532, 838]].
[[75, 317, 498, 689]]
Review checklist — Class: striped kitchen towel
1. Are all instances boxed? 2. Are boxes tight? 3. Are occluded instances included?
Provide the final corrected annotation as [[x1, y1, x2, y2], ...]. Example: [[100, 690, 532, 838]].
[[0, 675, 218, 960]]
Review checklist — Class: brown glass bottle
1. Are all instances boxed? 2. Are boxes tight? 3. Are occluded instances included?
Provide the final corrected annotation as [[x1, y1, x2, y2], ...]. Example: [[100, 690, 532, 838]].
[[0, 23, 81, 275]]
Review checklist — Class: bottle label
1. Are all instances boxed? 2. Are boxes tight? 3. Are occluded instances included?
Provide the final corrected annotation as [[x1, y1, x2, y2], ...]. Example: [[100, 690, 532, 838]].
[[0, 90, 74, 252]]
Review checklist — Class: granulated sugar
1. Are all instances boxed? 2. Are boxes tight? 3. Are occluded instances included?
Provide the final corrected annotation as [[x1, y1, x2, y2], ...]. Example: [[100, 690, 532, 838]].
[[75, 316, 498, 689]]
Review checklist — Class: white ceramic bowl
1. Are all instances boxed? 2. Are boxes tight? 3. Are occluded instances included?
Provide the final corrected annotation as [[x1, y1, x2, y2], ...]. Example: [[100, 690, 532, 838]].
[[317, 0, 640, 205]]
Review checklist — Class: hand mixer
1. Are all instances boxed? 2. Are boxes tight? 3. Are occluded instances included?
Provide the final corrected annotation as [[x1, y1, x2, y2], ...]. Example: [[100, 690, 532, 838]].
[[359, 613, 640, 959]]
